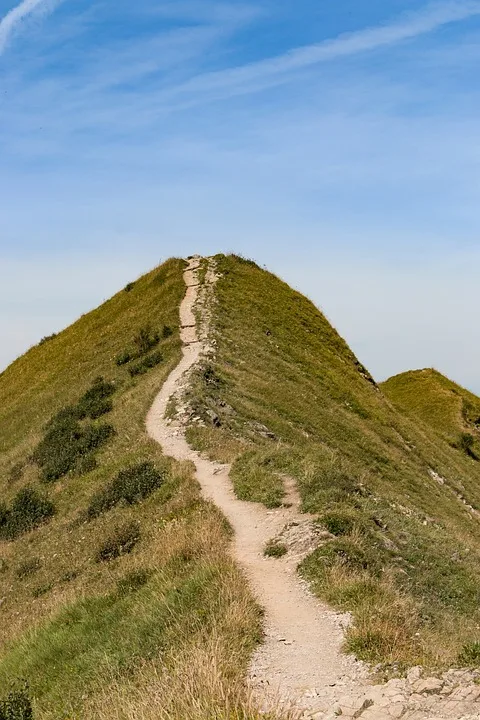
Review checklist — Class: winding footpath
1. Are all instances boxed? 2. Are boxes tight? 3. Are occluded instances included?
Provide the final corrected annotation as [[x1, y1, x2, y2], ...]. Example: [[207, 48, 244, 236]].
[[146, 257, 480, 720]]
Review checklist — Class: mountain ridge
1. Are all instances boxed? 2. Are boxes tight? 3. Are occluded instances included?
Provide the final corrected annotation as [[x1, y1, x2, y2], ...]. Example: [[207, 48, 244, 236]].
[[2, 255, 480, 719]]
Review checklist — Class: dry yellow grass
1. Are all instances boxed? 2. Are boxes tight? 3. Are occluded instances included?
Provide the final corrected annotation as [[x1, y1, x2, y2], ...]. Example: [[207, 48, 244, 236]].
[[86, 635, 291, 720]]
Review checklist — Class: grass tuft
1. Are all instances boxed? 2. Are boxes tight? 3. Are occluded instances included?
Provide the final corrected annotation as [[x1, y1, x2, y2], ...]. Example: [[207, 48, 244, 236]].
[[264, 540, 288, 558]]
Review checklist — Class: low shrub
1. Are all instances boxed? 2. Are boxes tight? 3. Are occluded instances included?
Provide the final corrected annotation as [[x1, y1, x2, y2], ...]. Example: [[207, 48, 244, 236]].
[[459, 433, 478, 459], [116, 568, 151, 595], [76, 377, 115, 419], [61, 569, 79, 583], [458, 641, 480, 666], [33, 411, 114, 482], [124, 282, 135, 292], [115, 350, 133, 366], [16, 557, 41, 579], [264, 540, 288, 558], [95, 521, 141, 562], [202, 364, 224, 388], [33, 377, 116, 482], [0, 488, 55, 541], [117, 325, 169, 368], [0, 684, 33, 720], [128, 351, 163, 377], [38, 333, 57, 346], [87, 462, 165, 519], [133, 325, 160, 356]]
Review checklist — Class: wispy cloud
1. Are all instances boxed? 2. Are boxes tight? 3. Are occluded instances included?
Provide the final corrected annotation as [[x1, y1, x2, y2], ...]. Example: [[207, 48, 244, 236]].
[[0, 0, 62, 55], [166, 0, 480, 101]]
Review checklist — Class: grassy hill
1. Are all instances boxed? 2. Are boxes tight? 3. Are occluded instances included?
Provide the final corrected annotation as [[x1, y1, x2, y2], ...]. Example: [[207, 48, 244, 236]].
[[382, 368, 480, 457], [0, 259, 263, 719], [4, 253, 480, 717], [187, 255, 480, 671]]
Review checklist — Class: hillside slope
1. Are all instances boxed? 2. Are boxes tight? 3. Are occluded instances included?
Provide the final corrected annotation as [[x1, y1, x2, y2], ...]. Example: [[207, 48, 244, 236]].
[[0, 259, 262, 719], [187, 255, 480, 669], [4, 253, 480, 717], [382, 368, 480, 456]]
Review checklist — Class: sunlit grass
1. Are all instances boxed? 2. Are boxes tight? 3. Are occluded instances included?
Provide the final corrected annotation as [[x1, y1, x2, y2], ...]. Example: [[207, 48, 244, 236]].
[[186, 254, 480, 668]]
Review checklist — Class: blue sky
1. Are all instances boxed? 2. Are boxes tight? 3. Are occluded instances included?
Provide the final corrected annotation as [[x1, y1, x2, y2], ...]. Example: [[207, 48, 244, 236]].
[[1, 0, 480, 391]]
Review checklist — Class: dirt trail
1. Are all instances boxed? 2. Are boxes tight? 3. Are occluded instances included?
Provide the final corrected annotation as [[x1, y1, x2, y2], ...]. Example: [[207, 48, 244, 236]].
[[146, 257, 480, 720], [146, 257, 365, 718]]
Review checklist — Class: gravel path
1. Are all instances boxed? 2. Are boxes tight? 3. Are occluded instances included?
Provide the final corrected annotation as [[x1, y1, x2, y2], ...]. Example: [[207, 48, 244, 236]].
[[146, 257, 366, 717]]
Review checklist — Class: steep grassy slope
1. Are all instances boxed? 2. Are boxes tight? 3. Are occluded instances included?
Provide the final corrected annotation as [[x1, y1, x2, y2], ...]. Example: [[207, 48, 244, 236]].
[[0, 259, 263, 719], [187, 255, 480, 670], [382, 369, 480, 457]]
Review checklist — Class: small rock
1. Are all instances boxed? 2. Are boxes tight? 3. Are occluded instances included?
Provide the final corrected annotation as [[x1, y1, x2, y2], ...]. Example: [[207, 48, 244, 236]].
[[412, 678, 443, 695], [361, 708, 388, 720], [388, 704, 406, 719], [206, 409, 221, 427], [339, 697, 373, 718], [407, 666, 422, 683]]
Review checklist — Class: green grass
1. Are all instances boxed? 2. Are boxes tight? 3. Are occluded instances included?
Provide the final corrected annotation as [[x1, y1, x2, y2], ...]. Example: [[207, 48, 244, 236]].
[[186, 254, 480, 668], [0, 258, 264, 719], [382, 368, 480, 457], [264, 540, 287, 558]]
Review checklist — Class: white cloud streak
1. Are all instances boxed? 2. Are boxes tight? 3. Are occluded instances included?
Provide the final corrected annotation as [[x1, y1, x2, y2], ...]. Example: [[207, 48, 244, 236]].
[[0, 0, 61, 55], [167, 1, 480, 100]]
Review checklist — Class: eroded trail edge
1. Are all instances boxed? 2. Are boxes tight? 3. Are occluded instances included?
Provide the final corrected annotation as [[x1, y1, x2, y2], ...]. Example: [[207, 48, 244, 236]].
[[147, 258, 480, 720]]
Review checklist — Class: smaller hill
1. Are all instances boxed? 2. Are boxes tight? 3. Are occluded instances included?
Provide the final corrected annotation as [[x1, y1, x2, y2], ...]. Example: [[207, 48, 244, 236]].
[[382, 369, 480, 458]]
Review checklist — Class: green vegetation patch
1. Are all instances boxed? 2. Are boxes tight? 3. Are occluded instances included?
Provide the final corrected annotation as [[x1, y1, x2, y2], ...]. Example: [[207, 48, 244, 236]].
[[33, 413, 114, 482], [458, 641, 480, 667], [264, 540, 287, 558], [128, 351, 163, 377], [87, 462, 165, 519], [116, 568, 151, 596], [230, 450, 285, 508], [76, 376, 116, 419], [0, 488, 55, 541], [32, 376, 116, 482], [116, 324, 172, 368], [0, 684, 33, 720]]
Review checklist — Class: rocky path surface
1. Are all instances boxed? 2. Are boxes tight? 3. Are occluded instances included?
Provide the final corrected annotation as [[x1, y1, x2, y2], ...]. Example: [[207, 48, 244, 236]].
[[146, 256, 480, 720]]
